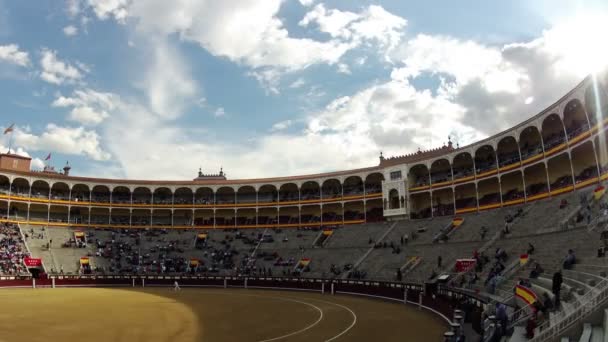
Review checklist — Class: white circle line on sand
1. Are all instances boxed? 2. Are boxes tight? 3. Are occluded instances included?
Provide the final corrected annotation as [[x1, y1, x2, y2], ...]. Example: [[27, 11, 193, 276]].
[[255, 296, 324, 342], [309, 299, 357, 342], [191, 291, 326, 342]]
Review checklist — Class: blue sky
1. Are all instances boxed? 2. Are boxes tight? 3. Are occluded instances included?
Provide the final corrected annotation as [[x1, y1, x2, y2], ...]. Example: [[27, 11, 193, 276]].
[[0, 0, 607, 180]]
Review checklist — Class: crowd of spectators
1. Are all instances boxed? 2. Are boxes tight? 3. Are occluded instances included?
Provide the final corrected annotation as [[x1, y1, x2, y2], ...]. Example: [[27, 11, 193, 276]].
[[0, 223, 29, 275]]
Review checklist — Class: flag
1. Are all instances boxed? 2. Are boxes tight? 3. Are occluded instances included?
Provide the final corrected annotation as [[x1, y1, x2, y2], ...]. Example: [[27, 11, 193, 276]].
[[44, 153, 51, 161], [520, 254, 529, 266], [594, 186, 606, 201], [515, 285, 537, 306], [3, 123, 14, 135]]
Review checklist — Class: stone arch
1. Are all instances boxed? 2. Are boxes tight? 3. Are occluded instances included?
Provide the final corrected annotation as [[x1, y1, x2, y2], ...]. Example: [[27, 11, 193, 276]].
[[474, 145, 497, 174], [452, 152, 474, 181], [519, 125, 543, 161], [71, 184, 90, 202], [174, 187, 193, 205], [364, 173, 384, 194], [194, 187, 213, 205], [279, 183, 299, 202], [50, 182, 70, 200], [524, 164, 549, 197], [153, 187, 172, 205], [571, 141, 598, 184], [91, 185, 111, 203], [258, 184, 278, 203], [343, 176, 364, 196], [321, 179, 342, 199], [132, 187, 152, 204], [408, 164, 429, 188], [496, 136, 520, 167], [237, 185, 257, 204], [501, 171, 524, 202], [563, 99, 589, 139], [216, 186, 236, 204], [430, 158, 452, 184], [301, 181, 320, 201], [10, 177, 29, 196], [0, 175, 9, 193], [547, 153, 573, 191], [455, 184, 477, 210], [432, 188, 454, 216], [31, 180, 50, 198], [112, 186, 131, 204], [388, 188, 400, 209], [542, 113, 567, 151]]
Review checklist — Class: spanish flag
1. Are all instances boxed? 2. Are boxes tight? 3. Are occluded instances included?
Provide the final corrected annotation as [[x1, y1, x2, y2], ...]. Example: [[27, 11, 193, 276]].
[[520, 254, 529, 266], [190, 258, 199, 266], [3, 123, 14, 135], [80, 257, 90, 265], [299, 258, 311, 267], [452, 217, 464, 227], [594, 185, 606, 201], [322, 229, 333, 236], [197, 233, 208, 239], [515, 285, 537, 306], [74, 231, 85, 238]]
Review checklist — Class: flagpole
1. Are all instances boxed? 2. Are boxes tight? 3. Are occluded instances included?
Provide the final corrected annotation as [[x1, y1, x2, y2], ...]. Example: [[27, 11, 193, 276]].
[[8, 131, 13, 154]]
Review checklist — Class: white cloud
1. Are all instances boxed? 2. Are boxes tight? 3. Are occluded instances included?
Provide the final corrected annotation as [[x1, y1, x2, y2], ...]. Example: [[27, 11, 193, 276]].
[[0, 44, 30, 67], [299, 0, 315, 7], [12, 124, 110, 161], [300, 4, 407, 52], [270, 119, 292, 132], [66, 0, 81, 17], [39, 48, 86, 85], [337, 63, 351, 74], [134, 38, 198, 119], [87, 0, 129, 22], [214, 107, 225, 117], [68, 106, 109, 125], [52, 88, 117, 126], [289, 78, 306, 89], [63, 25, 78, 36]]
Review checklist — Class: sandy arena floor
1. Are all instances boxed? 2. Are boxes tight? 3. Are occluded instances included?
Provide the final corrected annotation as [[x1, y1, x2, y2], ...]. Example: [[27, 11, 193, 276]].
[[0, 287, 447, 341]]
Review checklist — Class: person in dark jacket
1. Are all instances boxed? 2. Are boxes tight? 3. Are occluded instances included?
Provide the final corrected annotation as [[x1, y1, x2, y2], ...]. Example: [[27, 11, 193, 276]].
[[552, 270, 563, 307]]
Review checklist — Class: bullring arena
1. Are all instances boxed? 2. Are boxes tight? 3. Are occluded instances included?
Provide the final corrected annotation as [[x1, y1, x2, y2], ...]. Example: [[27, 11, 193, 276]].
[[0, 287, 446, 342], [0, 71, 608, 341]]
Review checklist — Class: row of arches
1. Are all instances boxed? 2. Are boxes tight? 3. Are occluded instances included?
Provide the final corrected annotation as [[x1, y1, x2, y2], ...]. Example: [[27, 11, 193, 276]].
[[0, 173, 385, 206], [409, 82, 608, 188], [409, 136, 606, 218], [0, 199, 384, 228]]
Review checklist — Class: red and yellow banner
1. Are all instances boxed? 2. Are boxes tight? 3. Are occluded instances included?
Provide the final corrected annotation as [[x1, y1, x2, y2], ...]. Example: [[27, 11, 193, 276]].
[[74, 231, 85, 238], [515, 285, 537, 306], [322, 229, 333, 236], [79, 257, 89, 265], [197, 233, 208, 239], [299, 258, 311, 267], [190, 258, 199, 266], [452, 217, 464, 227], [594, 185, 606, 201], [520, 254, 529, 266]]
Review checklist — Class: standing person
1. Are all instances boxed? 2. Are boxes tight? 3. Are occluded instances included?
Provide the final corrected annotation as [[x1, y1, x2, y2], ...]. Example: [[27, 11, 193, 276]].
[[437, 255, 443, 268], [552, 270, 563, 307], [173, 280, 181, 291]]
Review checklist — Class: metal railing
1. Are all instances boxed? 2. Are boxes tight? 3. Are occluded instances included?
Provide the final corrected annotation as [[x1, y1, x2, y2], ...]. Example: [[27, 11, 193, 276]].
[[531, 277, 608, 341]]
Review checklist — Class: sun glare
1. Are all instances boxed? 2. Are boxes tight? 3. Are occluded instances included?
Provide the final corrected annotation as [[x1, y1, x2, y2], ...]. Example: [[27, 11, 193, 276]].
[[544, 13, 608, 77]]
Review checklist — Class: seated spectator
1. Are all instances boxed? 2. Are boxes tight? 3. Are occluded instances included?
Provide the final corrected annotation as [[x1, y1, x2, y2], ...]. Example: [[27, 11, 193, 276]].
[[563, 249, 576, 269], [529, 262, 544, 279]]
